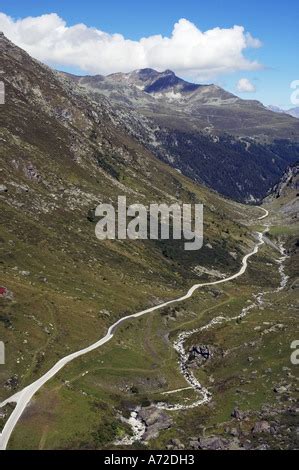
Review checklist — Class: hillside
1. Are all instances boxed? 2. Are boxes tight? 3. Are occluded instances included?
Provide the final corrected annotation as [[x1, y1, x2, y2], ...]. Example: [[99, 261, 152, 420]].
[[0, 33, 259, 407]]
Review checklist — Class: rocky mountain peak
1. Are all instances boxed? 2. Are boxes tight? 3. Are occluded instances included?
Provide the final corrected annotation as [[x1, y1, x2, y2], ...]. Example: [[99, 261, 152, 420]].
[[104, 68, 202, 95], [133, 68, 161, 79]]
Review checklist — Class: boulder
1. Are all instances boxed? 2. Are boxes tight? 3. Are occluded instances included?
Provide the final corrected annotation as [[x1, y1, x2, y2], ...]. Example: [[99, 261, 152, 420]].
[[274, 385, 289, 394], [138, 406, 172, 441], [198, 436, 229, 450], [231, 407, 246, 420], [169, 438, 185, 450], [252, 421, 271, 434]]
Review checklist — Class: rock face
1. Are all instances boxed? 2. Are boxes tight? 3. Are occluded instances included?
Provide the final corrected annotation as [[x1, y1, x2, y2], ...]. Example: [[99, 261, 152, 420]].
[[267, 163, 299, 199], [265, 162, 298, 227]]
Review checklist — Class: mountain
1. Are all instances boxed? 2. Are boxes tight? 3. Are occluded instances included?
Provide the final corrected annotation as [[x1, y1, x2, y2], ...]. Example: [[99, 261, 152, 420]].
[[287, 107, 299, 118], [62, 68, 299, 203], [66, 68, 299, 138], [267, 105, 286, 114], [267, 105, 299, 119]]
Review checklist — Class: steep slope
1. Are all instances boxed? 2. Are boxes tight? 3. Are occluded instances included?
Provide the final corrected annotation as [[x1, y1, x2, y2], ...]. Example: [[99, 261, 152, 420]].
[[1, 35, 297, 451], [268, 162, 299, 199], [265, 162, 299, 227], [62, 68, 299, 203]]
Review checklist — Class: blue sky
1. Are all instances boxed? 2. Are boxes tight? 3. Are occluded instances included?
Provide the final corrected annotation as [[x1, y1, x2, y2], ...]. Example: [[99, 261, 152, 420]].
[[0, 0, 298, 108]]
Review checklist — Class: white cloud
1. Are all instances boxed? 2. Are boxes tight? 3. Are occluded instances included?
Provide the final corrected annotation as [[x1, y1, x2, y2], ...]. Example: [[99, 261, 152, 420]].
[[0, 13, 262, 79], [236, 78, 256, 93]]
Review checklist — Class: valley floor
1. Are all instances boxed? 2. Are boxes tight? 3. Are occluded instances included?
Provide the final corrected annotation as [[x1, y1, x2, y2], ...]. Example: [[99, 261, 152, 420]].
[[1, 205, 297, 450]]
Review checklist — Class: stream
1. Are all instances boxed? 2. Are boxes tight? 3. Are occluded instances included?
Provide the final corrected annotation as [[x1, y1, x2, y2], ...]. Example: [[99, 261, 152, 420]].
[[121, 237, 289, 443]]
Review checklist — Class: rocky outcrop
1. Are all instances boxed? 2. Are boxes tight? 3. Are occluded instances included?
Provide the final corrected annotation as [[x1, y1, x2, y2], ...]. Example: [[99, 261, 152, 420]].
[[138, 406, 172, 441], [267, 163, 299, 199], [188, 345, 212, 365]]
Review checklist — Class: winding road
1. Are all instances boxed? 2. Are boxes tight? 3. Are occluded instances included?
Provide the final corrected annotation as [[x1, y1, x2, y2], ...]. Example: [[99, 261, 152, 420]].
[[0, 207, 269, 450], [257, 207, 269, 220]]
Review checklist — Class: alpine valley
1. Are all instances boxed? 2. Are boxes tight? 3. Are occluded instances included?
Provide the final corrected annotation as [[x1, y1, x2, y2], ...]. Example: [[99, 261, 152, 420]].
[[0, 33, 298, 451]]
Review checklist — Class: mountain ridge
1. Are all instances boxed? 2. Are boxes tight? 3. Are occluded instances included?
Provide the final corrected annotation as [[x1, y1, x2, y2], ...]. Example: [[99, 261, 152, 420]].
[[60, 67, 299, 203], [267, 105, 299, 119], [64, 67, 295, 125]]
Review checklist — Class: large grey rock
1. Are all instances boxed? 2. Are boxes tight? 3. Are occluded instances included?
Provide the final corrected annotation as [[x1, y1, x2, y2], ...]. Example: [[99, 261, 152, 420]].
[[138, 406, 172, 441], [252, 421, 271, 434], [198, 436, 229, 450]]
